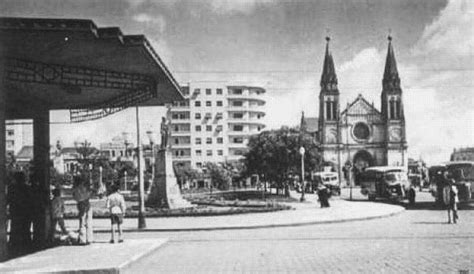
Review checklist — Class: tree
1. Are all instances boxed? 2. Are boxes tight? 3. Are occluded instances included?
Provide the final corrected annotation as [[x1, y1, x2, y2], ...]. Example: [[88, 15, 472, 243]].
[[205, 162, 231, 190], [244, 126, 322, 195], [173, 163, 199, 189]]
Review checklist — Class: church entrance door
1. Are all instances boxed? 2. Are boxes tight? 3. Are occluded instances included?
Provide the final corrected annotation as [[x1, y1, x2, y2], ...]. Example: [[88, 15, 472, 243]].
[[353, 150, 373, 185]]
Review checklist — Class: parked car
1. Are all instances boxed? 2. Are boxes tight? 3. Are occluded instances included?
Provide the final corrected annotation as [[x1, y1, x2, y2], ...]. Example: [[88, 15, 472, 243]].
[[360, 166, 415, 203]]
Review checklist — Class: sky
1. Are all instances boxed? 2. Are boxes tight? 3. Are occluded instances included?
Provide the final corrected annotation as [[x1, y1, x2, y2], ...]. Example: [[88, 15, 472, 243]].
[[1, 0, 473, 164]]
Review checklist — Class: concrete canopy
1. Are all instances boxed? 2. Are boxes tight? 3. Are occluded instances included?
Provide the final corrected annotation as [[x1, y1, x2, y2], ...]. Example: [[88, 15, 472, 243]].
[[0, 17, 184, 119]]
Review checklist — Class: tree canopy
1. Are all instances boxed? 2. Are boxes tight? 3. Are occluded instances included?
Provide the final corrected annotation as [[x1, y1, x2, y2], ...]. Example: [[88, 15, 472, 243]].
[[244, 126, 321, 188]]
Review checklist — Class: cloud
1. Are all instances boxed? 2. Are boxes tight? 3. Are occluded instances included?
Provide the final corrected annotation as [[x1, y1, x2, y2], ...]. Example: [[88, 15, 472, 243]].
[[132, 13, 166, 33], [208, 0, 274, 14], [405, 0, 474, 164]]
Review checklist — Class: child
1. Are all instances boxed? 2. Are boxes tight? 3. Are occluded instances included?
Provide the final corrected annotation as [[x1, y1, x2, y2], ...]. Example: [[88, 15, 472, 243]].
[[51, 188, 68, 235], [106, 184, 126, 243]]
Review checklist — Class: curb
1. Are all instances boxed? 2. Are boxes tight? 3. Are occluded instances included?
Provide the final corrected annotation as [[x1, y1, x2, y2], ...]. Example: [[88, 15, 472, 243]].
[[117, 239, 168, 273], [90, 207, 406, 233]]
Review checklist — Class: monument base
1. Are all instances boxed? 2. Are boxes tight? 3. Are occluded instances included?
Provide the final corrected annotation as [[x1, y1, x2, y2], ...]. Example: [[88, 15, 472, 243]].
[[146, 149, 193, 209]]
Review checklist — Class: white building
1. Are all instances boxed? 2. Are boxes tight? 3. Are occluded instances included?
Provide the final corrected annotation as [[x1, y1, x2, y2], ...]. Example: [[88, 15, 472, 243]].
[[5, 121, 33, 158], [170, 83, 266, 170]]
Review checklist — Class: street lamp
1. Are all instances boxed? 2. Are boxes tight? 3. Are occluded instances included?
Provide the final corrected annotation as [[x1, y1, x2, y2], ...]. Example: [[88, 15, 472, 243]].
[[146, 130, 156, 194], [135, 106, 146, 229], [299, 146, 306, 202]]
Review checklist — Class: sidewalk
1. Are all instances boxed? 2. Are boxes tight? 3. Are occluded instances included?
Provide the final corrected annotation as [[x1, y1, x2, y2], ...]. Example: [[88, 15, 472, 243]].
[[0, 239, 167, 273], [65, 190, 405, 232]]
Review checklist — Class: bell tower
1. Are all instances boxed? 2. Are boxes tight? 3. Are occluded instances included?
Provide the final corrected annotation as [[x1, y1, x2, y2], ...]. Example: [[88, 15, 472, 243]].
[[381, 35, 407, 166], [318, 36, 340, 145]]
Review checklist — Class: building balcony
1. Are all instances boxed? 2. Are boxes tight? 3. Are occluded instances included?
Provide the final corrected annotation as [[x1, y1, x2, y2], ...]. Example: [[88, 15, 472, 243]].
[[171, 131, 191, 136], [172, 143, 192, 148]]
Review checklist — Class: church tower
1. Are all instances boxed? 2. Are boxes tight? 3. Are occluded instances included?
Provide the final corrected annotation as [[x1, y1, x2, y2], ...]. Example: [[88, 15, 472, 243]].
[[319, 37, 340, 146], [381, 36, 407, 166]]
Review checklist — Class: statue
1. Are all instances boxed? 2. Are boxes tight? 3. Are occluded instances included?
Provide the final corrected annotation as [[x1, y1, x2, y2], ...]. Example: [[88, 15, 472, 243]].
[[160, 116, 170, 149]]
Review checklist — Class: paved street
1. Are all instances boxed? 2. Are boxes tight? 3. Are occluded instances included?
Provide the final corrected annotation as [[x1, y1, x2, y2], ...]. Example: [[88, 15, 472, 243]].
[[88, 190, 474, 273]]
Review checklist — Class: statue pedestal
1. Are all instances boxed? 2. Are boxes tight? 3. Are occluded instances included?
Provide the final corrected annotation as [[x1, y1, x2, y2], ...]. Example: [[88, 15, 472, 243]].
[[146, 149, 193, 209]]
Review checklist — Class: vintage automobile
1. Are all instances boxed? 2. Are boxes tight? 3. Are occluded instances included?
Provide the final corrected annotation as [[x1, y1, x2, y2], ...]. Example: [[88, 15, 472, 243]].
[[430, 161, 473, 205], [360, 166, 415, 203], [312, 171, 341, 196]]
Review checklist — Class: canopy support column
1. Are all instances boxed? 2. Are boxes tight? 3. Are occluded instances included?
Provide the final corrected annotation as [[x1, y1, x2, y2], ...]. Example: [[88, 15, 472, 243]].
[[0, 60, 8, 261], [32, 109, 51, 248]]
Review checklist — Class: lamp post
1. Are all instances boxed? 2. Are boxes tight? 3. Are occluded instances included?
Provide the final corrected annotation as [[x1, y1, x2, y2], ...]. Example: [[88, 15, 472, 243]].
[[299, 146, 306, 202], [146, 130, 155, 194], [135, 106, 146, 229]]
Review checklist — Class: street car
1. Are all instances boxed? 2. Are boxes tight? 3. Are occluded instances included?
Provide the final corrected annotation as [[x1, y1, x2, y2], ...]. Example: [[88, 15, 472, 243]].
[[360, 166, 415, 203]]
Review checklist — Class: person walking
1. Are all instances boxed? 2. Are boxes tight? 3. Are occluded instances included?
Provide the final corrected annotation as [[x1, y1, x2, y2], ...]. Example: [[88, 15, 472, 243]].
[[447, 181, 459, 224], [51, 188, 68, 237], [106, 183, 126, 243]]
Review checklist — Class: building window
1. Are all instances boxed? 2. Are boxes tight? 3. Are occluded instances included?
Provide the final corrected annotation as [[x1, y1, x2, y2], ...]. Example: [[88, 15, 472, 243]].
[[233, 137, 244, 143], [196, 150, 202, 156], [234, 150, 244, 156], [217, 101, 223, 107], [7, 130, 14, 136], [232, 101, 243, 107], [233, 113, 244, 119], [174, 125, 179, 132], [206, 150, 213, 156], [172, 113, 179, 119], [206, 89, 211, 95], [195, 138, 201, 145], [195, 125, 201, 132], [258, 126, 261, 131], [6, 140, 14, 148], [206, 125, 212, 131], [206, 101, 211, 107], [233, 125, 244, 131], [194, 88, 200, 95], [112, 151, 116, 157], [233, 89, 243, 95], [196, 162, 202, 169], [216, 88, 223, 95], [353, 122, 370, 140], [217, 137, 223, 144], [175, 138, 179, 144], [195, 113, 201, 119], [206, 137, 212, 144], [195, 101, 201, 107], [217, 150, 223, 156]]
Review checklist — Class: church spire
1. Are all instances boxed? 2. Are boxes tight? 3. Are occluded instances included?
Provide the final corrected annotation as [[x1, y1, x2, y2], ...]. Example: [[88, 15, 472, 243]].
[[382, 35, 401, 91], [320, 36, 338, 92]]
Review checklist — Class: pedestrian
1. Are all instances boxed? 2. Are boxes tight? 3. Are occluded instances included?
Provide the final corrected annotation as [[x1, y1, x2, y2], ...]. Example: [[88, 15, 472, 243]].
[[447, 182, 459, 224], [7, 171, 33, 256], [106, 183, 126, 243], [72, 175, 92, 245], [51, 188, 68, 237], [317, 183, 330, 208]]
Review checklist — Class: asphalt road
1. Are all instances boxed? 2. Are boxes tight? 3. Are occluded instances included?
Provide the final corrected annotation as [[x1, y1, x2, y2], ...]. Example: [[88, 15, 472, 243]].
[[96, 190, 474, 273]]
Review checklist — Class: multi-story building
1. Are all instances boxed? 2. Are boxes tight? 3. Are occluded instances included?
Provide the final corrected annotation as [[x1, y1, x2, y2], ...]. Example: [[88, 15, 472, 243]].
[[451, 147, 474, 161], [5, 121, 33, 158], [170, 83, 266, 170]]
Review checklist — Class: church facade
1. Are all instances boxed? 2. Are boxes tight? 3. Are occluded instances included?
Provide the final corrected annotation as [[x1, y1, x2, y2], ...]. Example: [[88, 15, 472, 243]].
[[303, 36, 408, 184]]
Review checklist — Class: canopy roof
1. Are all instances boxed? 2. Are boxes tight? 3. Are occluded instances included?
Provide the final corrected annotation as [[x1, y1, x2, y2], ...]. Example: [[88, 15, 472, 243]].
[[0, 17, 183, 120]]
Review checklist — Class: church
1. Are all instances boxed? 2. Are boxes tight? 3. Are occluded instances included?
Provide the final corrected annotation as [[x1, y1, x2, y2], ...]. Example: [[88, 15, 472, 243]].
[[301, 36, 408, 184]]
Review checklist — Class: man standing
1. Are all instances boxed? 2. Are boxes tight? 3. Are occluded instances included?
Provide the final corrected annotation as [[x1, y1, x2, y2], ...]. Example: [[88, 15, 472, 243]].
[[72, 176, 92, 244]]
